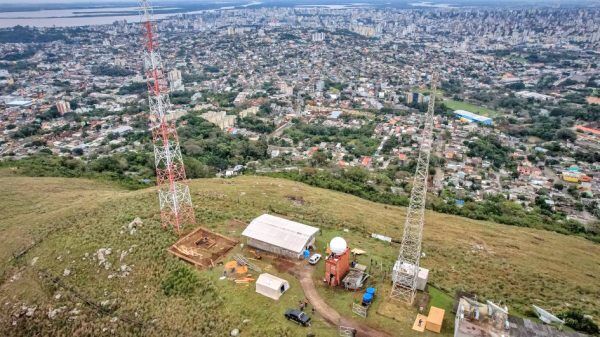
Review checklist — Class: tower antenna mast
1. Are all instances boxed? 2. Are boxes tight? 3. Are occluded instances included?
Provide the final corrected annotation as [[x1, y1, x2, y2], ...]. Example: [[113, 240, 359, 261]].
[[139, 0, 195, 232], [390, 73, 438, 304]]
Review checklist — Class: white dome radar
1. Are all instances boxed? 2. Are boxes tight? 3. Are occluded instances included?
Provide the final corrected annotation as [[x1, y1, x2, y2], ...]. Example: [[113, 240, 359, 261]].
[[330, 237, 347, 255]]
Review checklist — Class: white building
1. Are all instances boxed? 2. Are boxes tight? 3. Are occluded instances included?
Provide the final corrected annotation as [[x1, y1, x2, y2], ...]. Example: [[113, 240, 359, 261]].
[[515, 90, 555, 102], [311, 32, 325, 42], [168, 69, 184, 92], [255, 273, 290, 300], [56, 100, 71, 115], [201, 111, 236, 130], [238, 106, 259, 118], [241, 214, 319, 259]]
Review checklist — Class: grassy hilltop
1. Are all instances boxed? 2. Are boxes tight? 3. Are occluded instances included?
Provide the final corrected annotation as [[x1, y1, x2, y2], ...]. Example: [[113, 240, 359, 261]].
[[0, 172, 598, 336]]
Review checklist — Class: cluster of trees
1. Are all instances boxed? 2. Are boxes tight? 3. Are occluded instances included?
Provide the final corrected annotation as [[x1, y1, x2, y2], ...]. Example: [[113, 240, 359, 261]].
[[182, 73, 209, 84], [497, 95, 528, 110], [178, 113, 268, 171], [4, 106, 273, 185], [199, 91, 238, 107], [555, 128, 577, 142], [550, 104, 599, 122], [261, 81, 277, 95], [432, 194, 598, 243], [0, 47, 36, 61], [264, 162, 597, 242], [558, 309, 599, 335], [91, 65, 134, 77], [11, 122, 41, 139], [0, 25, 67, 43], [528, 117, 563, 141], [324, 80, 348, 92], [465, 135, 512, 168], [574, 150, 600, 163], [536, 74, 559, 89], [284, 120, 378, 157], [236, 116, 275, 134], [203, 65, 220, 73], [117, 82, 147, 95], [279, 33, 300, 40], [0, 60, 31, 74], [441, 78, 463, 95], [505, 82, 525, 90], [380, 135, 400, 155], [524, 50, 579, 64], [170, 90, 194, 105], [268, 167, 410, 207], [0, 153, 154, 189]]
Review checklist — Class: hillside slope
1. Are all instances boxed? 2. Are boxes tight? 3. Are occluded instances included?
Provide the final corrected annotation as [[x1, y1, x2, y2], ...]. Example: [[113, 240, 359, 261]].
[[0, 173, 598, 336]]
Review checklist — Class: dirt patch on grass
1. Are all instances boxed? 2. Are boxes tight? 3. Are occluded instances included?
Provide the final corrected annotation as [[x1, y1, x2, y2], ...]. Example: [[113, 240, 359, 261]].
[[274, 257, 297, 273], [286, 195, 306, 206]]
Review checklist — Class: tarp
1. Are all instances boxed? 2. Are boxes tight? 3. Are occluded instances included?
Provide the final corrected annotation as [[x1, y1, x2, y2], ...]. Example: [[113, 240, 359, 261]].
[[351, 248, 367, 255]]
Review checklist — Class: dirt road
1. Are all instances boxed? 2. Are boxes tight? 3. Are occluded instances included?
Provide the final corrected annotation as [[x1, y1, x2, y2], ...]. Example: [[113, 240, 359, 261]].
[[295, 265, 394, 337]]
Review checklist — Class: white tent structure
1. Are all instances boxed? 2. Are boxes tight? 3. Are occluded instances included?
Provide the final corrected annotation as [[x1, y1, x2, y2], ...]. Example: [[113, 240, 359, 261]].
[[255, 273, 290, 300], [242, 214, 319, 259]]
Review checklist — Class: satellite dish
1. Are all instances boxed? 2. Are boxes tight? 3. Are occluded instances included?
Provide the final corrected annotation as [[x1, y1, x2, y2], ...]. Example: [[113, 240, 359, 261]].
[[532, 305, 565, 325], [330, 237, 347, 255]]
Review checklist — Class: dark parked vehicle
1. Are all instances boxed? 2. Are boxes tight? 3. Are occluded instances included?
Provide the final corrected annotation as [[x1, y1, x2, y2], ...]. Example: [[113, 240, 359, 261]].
[[284, 309, 311, 326]]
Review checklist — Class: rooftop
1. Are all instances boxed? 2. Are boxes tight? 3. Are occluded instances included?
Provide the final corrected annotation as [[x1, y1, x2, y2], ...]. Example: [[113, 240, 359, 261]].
[[242, 214, 319, 254]]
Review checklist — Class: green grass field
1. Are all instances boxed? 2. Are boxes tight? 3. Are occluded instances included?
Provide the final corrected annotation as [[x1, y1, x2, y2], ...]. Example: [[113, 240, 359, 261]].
[[442, 99, 500, 117], [1, 172, 598, 336]]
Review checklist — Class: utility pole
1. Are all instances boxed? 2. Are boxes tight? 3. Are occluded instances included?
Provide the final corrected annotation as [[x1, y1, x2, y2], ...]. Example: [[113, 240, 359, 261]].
[[390, 73, 438, 304], [139, 0, 195, 232]]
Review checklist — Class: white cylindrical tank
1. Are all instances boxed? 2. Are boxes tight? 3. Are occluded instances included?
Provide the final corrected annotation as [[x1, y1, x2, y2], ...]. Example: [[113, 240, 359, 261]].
[[330, 237, 347, 255]]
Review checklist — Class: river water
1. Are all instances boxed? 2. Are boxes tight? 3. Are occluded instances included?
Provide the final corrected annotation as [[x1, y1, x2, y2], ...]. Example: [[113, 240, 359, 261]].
[[0, 6, 196, 28]]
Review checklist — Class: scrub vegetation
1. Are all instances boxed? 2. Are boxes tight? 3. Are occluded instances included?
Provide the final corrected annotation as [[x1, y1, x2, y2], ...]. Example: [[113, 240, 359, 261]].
[[0, 172, 598, 336]]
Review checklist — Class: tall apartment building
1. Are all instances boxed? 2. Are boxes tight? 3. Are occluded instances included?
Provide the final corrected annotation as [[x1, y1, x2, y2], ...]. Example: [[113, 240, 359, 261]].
[[311, 32, 325, 42], [56, 100, 71, 115]]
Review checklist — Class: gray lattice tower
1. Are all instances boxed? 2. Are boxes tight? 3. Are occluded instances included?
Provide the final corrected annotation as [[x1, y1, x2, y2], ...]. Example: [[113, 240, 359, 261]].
[[390, 73, 438, 304]]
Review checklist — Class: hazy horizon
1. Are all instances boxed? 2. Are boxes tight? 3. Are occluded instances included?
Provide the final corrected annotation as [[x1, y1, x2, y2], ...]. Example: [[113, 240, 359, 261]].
[[0, 0, 599, 4]]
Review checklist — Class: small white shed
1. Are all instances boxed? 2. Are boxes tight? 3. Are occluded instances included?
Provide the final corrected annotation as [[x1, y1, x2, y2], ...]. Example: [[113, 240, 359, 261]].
[[255, 273, 290, 300]]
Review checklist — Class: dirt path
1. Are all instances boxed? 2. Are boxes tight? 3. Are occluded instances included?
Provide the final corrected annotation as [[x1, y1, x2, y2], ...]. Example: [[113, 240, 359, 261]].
[[295, 265, 394, 337]]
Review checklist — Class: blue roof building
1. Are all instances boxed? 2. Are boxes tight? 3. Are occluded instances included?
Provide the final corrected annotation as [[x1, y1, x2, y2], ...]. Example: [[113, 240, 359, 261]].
[[453, 110, 493, 125]]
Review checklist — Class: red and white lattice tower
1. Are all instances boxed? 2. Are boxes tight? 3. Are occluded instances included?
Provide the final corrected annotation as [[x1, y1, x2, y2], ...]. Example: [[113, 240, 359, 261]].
[[139, 0, 195, 232]]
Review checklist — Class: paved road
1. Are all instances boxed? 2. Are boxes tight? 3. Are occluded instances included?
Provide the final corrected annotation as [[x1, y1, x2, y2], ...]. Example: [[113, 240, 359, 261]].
[[295, 265, 394, 337]]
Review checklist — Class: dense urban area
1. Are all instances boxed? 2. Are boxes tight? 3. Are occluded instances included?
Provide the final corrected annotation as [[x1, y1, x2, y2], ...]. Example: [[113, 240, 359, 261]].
[[0, 4, 599, 336], [2, 6, 598, 239]]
